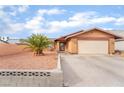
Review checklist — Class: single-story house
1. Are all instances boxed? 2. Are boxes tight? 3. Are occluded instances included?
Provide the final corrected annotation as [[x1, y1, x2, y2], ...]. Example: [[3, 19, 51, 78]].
[[54, 28, 123, 55]]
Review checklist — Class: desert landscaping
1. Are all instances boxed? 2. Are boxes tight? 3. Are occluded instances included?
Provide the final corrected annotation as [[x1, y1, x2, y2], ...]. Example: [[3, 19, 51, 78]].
[[0, 43, 57, 69]]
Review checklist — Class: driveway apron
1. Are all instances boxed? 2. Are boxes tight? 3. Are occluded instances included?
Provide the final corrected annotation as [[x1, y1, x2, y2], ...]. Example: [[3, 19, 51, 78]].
[[61, 54, 124, 87]]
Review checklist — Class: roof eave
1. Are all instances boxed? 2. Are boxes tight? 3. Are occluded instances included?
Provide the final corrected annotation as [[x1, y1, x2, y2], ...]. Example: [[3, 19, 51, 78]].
[[65, 28, 124, 40]]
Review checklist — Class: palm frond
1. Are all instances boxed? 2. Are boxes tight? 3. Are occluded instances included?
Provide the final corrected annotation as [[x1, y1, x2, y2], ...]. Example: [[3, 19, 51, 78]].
[[21, 34, 52, 55]]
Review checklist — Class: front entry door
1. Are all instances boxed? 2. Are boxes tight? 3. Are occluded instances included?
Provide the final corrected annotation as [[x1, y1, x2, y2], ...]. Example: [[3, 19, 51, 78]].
[[59, 42, 65, 51]]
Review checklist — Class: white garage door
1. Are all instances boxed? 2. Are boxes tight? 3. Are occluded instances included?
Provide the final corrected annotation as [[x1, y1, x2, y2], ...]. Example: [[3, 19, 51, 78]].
[[78, 40, 108, 54]]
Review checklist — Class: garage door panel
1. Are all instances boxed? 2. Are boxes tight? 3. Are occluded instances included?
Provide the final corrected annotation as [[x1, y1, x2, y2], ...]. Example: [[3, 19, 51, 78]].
[[78, 40, 108, 54]]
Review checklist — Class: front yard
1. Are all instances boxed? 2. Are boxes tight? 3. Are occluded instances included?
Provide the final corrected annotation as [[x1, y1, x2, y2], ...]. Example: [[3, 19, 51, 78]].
[[0, 44, 63, 87], [0, 43, 57, 69]]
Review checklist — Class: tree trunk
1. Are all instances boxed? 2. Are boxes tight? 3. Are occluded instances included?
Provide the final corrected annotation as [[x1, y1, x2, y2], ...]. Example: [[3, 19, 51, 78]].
[[39, 50, 44, 55], [34, 50, 44, 56]]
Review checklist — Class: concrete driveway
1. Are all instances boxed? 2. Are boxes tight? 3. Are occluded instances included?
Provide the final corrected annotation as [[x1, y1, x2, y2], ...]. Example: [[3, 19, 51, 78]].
[[61, 54, 124, 87]]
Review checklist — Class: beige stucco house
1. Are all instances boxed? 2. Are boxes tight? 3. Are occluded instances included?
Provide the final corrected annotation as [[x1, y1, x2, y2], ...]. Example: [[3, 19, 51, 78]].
[[55, 28, 123, 55]]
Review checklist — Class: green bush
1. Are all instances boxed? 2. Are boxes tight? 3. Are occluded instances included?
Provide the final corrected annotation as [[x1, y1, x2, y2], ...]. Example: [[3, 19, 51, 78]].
[[20, 34, 52, 56]]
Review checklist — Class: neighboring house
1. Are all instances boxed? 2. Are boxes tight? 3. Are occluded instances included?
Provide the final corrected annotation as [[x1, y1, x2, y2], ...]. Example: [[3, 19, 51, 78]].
[[115, 39, 124, 51], [112, 31, 124, 51], [55, 28, 123, 55], [0, 36, 9, 44], [0, 39, 9, 44]]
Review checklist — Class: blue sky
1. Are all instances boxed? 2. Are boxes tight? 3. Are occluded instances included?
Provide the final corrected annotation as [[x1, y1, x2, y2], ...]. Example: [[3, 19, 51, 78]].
[[0, 5, 124, 38]]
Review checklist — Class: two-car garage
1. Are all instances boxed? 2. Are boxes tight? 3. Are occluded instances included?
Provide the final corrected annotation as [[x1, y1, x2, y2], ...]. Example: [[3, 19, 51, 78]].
[[78, 40, 108, 54]]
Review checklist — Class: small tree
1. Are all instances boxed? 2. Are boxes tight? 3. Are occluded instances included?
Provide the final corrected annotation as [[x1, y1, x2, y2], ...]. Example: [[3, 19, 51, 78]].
[[20, 34, 52, 56]]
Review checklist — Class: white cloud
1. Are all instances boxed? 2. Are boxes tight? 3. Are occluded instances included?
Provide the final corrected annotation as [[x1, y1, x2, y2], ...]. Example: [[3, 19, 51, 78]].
[[24, 8, 66, 33], [90, 17, 116, 24], [49, 20, 82, 29], [1, 7, 88, 35], [24, 14, 49, 34], [25, 16, 44, 29], [9, 5, 29, 16], [46, 11, 124, 33], [18, 5, 29, 13], [0, 10, 6, 18], [47, 8, 65, 15], [6, 23, 24, 34], [45, 11, 96, 33], [37, 9, 47, 15], [115, 17, 124, 25], [0, 6, 25, 34], [9, 11, 16, 16], [0, 6, 4, 9], [69, 11, 96, 21], [0, 7, 66, 34], [1, 6, 124, 36], [69, 12, 117, 25], [38, 8, 66, 15]]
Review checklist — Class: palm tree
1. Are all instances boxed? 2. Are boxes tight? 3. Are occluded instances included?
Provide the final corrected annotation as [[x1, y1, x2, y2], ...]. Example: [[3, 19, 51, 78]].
[[20, 34, 52, 56]]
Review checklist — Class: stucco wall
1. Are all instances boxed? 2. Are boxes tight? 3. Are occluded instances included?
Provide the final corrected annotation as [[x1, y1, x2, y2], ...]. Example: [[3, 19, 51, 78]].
[[66, 38, 78, 53], [108, 38, 115, 54], [66, 29, 115, 54], [67, 39, 72, 53]]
